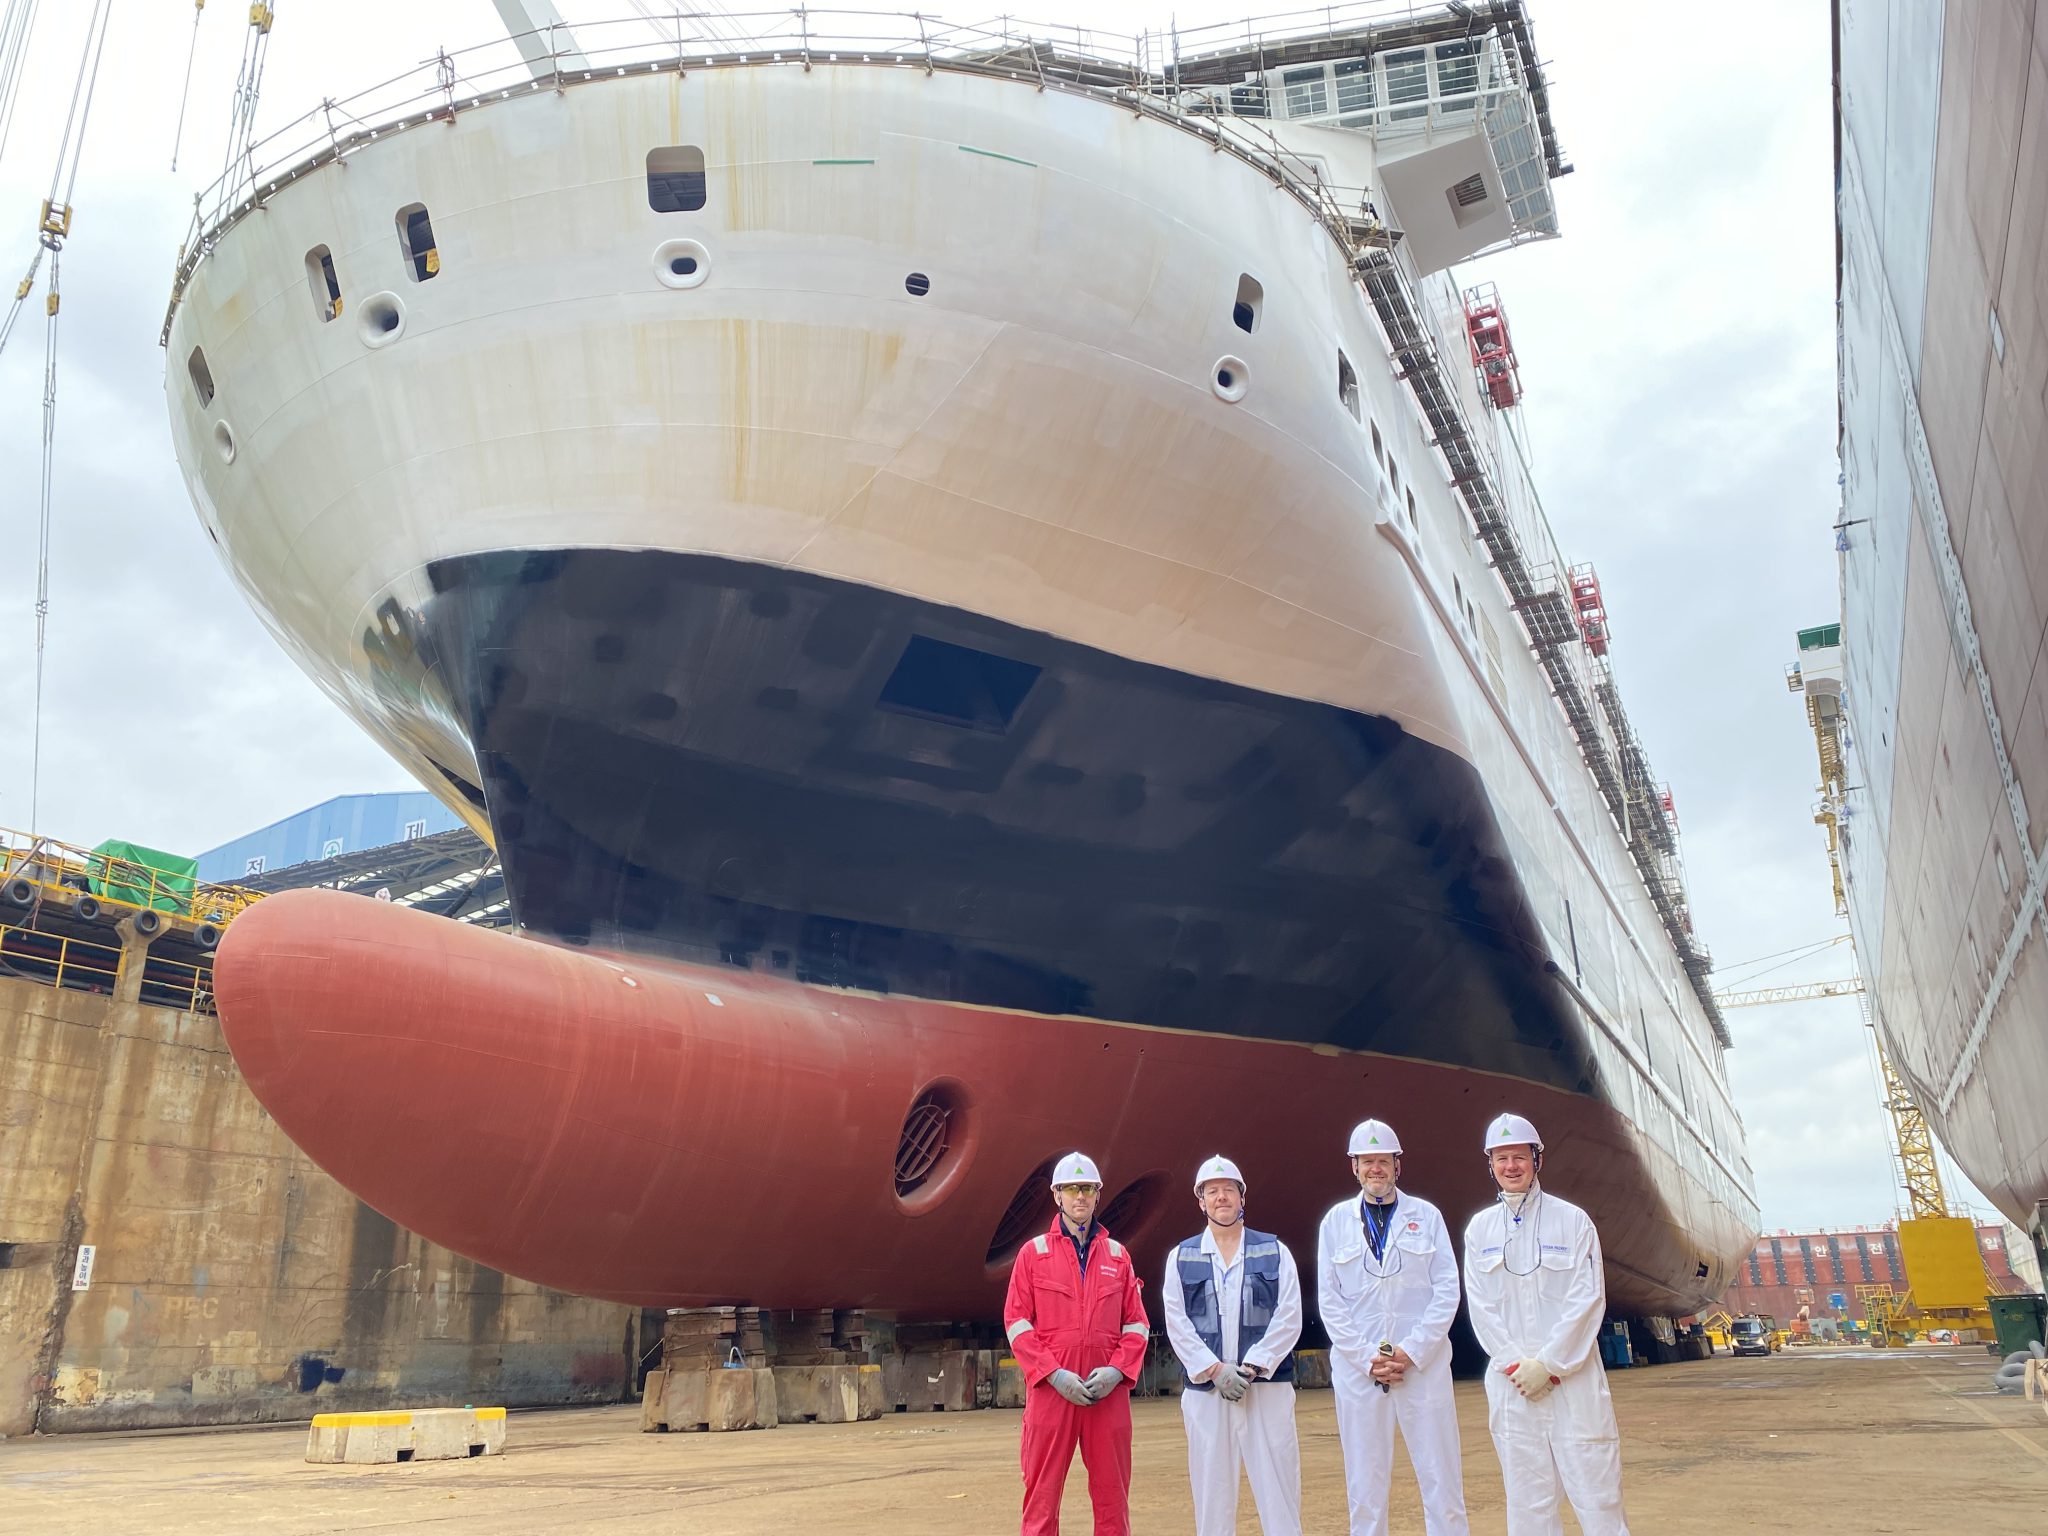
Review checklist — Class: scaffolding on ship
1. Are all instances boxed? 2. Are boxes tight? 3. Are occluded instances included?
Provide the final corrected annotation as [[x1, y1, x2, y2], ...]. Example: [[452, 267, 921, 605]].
[[1354, 247, 1729, 1048]]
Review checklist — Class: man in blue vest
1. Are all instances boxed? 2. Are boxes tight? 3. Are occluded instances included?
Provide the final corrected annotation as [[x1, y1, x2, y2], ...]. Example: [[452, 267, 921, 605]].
[[1161, 1154, 1304, 1536]]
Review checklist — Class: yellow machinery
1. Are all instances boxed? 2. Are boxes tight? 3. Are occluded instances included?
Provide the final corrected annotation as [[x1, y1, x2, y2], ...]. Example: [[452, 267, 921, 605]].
[[1698, 628, 2017, 1348], [0, 825, 262, 929], [1699, 1309, 1733, 1351], [0, 825, 265, 1016]]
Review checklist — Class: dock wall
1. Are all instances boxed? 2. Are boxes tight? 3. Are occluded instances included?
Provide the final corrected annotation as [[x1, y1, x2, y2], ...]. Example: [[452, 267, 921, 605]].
[[0, 975, 632, 1434]]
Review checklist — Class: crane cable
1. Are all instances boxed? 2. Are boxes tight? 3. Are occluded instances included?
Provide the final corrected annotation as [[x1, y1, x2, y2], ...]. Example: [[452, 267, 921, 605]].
[[169, 0, 206, 172], [17, 0, 116, 830], [0, 0, 44, 355], [0, 0, 41, 164], [218, 3, 276, 194]]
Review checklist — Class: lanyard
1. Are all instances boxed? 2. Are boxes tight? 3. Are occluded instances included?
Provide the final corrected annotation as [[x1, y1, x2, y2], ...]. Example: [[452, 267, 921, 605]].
[[1361, 1195, 1398, 1263]]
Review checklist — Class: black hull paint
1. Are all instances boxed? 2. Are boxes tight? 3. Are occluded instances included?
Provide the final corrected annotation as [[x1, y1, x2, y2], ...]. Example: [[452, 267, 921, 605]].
[[417, 549, 1593, 1096]]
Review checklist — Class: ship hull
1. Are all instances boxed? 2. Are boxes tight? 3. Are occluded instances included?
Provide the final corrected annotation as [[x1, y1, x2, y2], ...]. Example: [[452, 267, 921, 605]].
[[167, 43, 1755, 1315], [1834, 0, 2048, 1227]]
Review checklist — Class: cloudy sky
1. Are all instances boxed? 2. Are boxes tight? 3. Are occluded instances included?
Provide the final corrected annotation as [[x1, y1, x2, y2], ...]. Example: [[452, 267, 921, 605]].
[[0, 0, 1998, 1232]]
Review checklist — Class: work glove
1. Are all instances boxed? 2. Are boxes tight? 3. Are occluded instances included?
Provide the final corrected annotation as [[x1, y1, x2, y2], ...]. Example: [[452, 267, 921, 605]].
[[1048, 1369, 1094, 1406], [1211, 1362, 1250, 1401], [1505, 1357, 1559, 1402], [1082, 1366, 1125, 1400]]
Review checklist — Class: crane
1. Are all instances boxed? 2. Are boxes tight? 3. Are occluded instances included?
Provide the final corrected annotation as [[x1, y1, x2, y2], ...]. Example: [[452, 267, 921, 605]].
[[1712, 972, 1951, 1221]]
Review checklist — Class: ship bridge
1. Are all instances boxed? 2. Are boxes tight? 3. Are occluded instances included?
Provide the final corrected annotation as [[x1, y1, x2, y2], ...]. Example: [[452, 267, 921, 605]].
[[1161, 9, 1567, 274]]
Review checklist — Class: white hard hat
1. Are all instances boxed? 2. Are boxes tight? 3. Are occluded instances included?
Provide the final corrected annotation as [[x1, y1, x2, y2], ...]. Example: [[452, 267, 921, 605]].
[[1193, 1155, 1245, 1193], [1348, 1119, 1403, 1156], [1050, 1152, 1103, 1189], [1483, 1113, 1544, 1153]]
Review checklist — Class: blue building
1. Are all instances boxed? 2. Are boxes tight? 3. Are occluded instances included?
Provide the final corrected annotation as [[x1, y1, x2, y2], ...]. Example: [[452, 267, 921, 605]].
[[196, 792, 466, 883]]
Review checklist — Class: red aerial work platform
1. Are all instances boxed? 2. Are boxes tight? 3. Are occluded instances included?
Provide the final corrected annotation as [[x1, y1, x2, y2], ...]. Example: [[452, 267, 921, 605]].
[[1462, 283, 1523, 410], [1569, 564, 1609, 656]]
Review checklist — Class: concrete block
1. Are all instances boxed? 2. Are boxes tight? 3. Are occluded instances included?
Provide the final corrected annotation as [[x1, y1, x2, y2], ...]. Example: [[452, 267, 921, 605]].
[[856, 1362, 886, 1420], [412, 1407, 505, 1460], [305, 1407, 505, 1464], [307, 1412, 411, 1465], [995, 1356, 1025, 1409], [661, 1368, 708, 1431], [772, 1364, 867, 1424], [661, 1367, 778, 1432], [639, 1370, 669, 1432], [899, 1347, 979, 1412], [1292, 1350, 1331, 1390]]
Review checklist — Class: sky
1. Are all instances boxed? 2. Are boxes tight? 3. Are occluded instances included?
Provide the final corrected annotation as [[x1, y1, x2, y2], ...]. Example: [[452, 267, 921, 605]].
[[0, 0, 2002, 1232]]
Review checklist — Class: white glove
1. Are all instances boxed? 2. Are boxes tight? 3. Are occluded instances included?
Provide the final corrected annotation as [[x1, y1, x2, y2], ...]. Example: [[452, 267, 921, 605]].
[[1048, 1369, 1094, 1406], [1505, 1357, 1559, 1401], [1211, 1362, 1249, 1401], [1082, 1366, 1125, 1400]]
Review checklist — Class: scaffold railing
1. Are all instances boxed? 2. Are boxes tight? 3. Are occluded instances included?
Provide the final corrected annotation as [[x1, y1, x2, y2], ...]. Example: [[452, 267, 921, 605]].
[[1354, 243, 1730, 1048], [162, 2, 1566, 341], [0, 826, 263, 930], [0, 920, 219, 1015]]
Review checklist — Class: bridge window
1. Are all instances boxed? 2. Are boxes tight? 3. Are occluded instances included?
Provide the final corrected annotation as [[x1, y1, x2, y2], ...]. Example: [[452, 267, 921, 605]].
[[395, 203, 439, 281], [1282, 66, 1327, 119], [1334, 58, 1375, 116], [1435, 39, 1480, 105], [647, 145, 707, 212], [1336, 350, 1359, 420], [1385, 49, 1429, 121]]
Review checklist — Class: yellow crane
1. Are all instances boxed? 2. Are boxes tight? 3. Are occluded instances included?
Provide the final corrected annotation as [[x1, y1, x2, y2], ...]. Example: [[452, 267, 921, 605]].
[[1707, 624, 2007, 1345]]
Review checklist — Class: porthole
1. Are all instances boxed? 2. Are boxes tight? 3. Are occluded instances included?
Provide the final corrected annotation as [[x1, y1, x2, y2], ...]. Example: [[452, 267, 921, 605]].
[[212, 421, 236, 464], [357, 291, 406, 348], [905, 271, 931, 297], [1212, 354, 1249, 403], [652, 238, 710, 290]]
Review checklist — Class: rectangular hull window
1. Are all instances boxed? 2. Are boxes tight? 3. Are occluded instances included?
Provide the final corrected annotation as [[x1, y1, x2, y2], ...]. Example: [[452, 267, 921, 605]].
[[877, 635, 1041, 733], [396, 203, 440, 281], [1233, 273, 1262, 334], [305, 245, 342, 321], [647, 146, 708, 212]]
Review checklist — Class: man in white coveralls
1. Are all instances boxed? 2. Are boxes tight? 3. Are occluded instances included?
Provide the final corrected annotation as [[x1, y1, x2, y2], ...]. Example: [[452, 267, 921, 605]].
[[1316, 1119, 1468, 1536], [1161, 1155, 1304, 1536], [1462, 1113, 1630, 1536]]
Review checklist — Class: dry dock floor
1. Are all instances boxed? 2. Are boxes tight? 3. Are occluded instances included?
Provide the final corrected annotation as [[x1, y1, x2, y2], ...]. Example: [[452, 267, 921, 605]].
[[2, 1345, 2041, 1533]]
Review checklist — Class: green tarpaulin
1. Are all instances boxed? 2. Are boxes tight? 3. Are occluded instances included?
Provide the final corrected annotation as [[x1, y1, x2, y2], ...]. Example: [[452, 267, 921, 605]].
[[90, 839, 198, 914]]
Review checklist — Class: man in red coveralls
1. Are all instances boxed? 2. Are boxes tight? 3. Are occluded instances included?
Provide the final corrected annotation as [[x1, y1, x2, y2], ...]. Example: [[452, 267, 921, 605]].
[[1003, 1151, 1153, 1534]]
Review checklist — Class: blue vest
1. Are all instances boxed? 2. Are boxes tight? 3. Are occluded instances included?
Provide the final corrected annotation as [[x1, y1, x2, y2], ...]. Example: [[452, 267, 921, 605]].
[[1176, 1228, 1294, 1389]]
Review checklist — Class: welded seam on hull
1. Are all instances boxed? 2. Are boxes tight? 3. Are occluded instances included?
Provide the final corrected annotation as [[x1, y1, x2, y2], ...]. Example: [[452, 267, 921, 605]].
[[1839, 135, 2045, 1116]]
